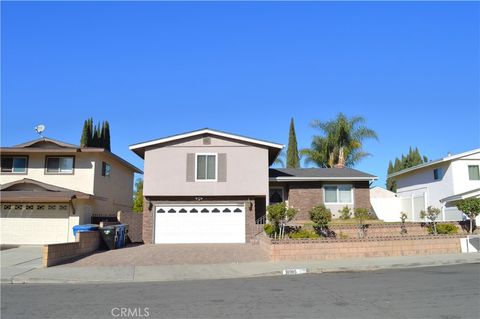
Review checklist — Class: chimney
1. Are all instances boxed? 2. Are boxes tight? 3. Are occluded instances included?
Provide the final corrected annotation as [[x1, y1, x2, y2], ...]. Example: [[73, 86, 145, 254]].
[[334, 147, 345, 168]]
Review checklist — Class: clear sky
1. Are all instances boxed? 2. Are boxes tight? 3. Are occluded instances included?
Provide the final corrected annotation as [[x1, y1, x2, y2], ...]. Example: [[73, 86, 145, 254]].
[[2, 2, 479, 187]]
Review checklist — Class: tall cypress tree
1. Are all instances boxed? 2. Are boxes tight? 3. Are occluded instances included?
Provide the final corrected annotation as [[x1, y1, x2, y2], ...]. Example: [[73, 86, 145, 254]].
[[80, 118, 111, 149], [387, 147, 429, 192], [386, 161, 396, 191], [286, 117, 300, 168], [80, 120, 89, 147], [104, 121, 111, 151], [87, 118, 93, 146]]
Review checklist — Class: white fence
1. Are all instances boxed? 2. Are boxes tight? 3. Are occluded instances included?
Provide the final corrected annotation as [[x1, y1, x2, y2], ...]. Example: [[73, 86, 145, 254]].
[[371, 192, 463, 222]]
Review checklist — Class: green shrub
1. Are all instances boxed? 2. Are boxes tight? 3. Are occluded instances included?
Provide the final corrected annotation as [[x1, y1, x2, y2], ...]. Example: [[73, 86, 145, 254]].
[[339, 206, 352, 220], [429, 223, 458, 235], [309, 205, 332, 228], [289, 229, 319, 239], [263, 224, 275, 237], [267, 202, 297, 233]]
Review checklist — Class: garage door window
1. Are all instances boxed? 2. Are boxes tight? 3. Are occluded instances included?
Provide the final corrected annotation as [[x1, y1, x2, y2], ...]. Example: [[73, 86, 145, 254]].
[[196, 154, 217, 181]]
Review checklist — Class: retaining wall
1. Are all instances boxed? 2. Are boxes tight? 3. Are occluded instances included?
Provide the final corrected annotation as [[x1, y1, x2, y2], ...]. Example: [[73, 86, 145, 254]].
[[42, 231, 100, 267], [260, 235, 463, 262]]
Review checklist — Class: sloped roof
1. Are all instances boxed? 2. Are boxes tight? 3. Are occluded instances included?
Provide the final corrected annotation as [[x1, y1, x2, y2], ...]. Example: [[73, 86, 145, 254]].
[[388, 148, 480, 179], [439, 188, 480, 204], [269, 168, 377, 181], [1, 137, 142, 174], [13, 137, 79, 148], [0, 178, 93, 202], [130, 128, 284, 165]]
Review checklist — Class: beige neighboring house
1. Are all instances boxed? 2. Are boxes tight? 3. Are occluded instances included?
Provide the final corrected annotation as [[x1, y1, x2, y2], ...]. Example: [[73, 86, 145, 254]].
[[0, 137, 142, 245]]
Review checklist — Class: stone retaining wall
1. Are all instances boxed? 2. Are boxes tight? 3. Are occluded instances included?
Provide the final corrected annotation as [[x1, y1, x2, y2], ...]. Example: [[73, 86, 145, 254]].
[[42, 231, 100, 267], [260, 235, 463, 262]]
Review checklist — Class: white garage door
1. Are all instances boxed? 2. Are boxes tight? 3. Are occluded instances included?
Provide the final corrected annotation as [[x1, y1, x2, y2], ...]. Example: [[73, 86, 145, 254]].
[[0, 203, 70, 245], [155, 204, 245, 244]]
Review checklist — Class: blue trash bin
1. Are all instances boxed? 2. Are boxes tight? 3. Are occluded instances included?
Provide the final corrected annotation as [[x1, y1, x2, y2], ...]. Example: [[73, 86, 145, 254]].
[[114, 224, 126, 249], [73, 224, 99, 237]]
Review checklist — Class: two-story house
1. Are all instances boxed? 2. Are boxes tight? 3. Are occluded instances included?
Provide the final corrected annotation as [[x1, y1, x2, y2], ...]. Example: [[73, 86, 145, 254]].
[[0, 137, 142, 244], [130, 128, 377, 244], [388, 148, 480, 221]]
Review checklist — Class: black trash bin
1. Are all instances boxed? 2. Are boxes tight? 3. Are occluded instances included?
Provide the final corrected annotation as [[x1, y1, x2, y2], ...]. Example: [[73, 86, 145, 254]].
[[100, 226, 117, 250]]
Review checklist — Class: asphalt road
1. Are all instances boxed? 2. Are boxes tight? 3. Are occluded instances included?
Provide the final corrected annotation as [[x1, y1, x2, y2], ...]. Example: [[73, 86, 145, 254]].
[[1, 263, 479, 319]]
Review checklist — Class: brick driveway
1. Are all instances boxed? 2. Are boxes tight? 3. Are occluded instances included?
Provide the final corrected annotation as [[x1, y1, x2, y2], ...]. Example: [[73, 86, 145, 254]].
[[64, 243, 269, 267]]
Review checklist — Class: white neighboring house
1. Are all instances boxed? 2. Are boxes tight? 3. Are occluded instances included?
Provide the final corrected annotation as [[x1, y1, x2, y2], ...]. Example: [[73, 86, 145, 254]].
[[0, 137, 142, 245], [388, 148, 480, 222]]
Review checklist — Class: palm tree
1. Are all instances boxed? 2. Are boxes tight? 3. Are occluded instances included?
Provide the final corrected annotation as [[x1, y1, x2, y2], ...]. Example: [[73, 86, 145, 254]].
[[273, 149, 286, 168], [301, 113, 378, 168]]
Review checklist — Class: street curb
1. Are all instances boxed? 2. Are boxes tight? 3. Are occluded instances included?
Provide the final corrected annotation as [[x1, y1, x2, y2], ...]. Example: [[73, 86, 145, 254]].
[[2, 256, 479, 285]]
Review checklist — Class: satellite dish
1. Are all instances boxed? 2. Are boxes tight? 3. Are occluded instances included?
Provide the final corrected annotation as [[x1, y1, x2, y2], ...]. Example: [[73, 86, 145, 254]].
[[35, 124, 45, 137]]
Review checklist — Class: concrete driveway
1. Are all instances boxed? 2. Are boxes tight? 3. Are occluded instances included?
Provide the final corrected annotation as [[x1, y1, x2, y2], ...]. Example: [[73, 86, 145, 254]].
[[63, 243, 269, 267], [1, 245, 43, 282]]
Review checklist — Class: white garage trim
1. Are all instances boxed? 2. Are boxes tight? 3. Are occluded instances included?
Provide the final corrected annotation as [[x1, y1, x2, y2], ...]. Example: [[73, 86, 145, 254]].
[[154, 204, 245, 244]]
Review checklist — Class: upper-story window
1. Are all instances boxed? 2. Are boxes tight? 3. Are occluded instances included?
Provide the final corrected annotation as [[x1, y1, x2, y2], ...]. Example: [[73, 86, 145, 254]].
[[433, 168, 443, 180], [45, 156, 74, 174], [102, 162, 111, 177], [1, 156, 28, 174], [324, 185, 353, 204], [468, 165, 480, 180], [196, 154, 217, 181]]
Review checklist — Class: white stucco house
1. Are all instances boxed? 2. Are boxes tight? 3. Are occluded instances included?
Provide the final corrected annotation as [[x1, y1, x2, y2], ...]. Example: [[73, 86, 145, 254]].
[[388, 148, 480, 221], [0, 137, 142, 245]]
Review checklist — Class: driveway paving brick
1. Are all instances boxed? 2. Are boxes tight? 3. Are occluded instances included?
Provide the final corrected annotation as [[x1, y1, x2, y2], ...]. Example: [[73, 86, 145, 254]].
[[63, 243, 269, 267]]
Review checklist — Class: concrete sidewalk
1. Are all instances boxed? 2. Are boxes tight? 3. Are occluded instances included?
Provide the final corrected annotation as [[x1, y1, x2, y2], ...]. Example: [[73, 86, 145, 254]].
[[2, 253, 479, 284]]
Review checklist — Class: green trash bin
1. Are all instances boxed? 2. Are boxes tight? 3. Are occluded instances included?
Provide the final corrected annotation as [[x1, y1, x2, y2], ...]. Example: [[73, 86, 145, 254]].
[[100, 226, 117, 250]]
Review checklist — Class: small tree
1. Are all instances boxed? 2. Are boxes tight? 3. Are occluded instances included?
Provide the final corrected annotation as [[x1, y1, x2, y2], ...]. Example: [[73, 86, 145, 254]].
[[457, 198, 480, 234], [133, 178, 144, 213], [309, 205, 332, 228], [267, 202, 297, 237], [339, 206, 352, 220], [354, 207, 371, 238], [420, 206, 441, 235]]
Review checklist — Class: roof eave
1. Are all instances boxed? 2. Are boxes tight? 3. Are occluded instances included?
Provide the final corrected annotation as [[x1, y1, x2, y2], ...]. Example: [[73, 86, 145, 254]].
[[269, 176, 378, 182], [129, 128, 284, 151]]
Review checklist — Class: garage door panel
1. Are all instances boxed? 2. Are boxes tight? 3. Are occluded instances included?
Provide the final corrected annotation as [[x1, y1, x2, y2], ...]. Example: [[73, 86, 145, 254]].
[[155, 204, 245, 244], [0, 203, 70, 245]]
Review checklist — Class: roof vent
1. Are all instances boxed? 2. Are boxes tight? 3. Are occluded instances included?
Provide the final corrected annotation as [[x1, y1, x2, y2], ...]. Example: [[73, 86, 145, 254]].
[[203, 137, 211, 145], [447, 152, 452, 157]]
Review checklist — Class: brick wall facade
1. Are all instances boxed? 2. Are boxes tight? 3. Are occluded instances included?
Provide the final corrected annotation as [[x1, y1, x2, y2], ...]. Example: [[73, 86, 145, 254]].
[[42, 231, 100, 267], [260, 235, 462, 262], [285, 181, 372, 220], [117, 211, 143, 243], [353, 181, 371, 210], [142, 197, 154, 244], [287, 182, 324, 220]]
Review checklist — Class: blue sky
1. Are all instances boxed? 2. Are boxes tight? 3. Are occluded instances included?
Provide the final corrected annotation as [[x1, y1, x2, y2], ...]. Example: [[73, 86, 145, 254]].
[[2, 2, 479, 187]]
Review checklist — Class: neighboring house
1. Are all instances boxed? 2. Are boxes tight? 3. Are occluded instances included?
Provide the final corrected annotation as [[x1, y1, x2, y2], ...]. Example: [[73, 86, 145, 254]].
[[130, 128, 377, 244], [0, 137, 142, 244], [388, 148, 480, 221]]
